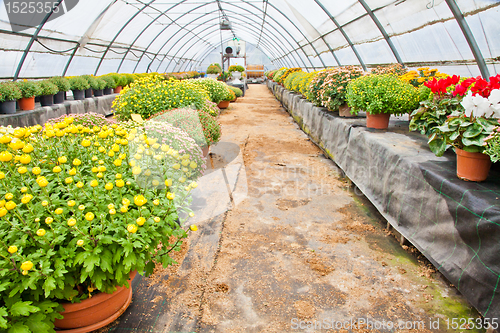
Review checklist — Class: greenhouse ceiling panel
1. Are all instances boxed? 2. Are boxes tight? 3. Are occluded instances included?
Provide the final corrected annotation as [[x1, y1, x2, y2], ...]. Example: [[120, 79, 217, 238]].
[[0, 0, 498, 78]]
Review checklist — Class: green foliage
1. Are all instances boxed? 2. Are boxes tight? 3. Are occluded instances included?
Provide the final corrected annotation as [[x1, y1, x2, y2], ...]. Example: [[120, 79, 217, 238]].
[[201, 100, 220, 117], [15, 81, 40, 99], [0, 81, 22, 102], [484, 127, 500, 162], [37, 80, 58, 96], [48, 77, 71, 92], [227, 85, 242, 97], [409, 96, 461, 137], [346, 74, 420, 115], [99, 75, 117, 89], [68, 77, 90, 91], [190, 79, 232, 104], [82, 76, 106, 91], [428, 112, 498, 156], [112, 77, 209, 121]]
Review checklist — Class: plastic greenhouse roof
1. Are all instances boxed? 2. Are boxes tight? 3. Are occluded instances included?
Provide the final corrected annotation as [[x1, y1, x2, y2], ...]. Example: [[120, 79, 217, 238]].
[[0, 0, 498, 79]]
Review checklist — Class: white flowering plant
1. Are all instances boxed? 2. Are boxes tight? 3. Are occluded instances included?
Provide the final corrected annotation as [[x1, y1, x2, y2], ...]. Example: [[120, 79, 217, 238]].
[[428, 89, 500, 156], [0, 116, 199, 332]]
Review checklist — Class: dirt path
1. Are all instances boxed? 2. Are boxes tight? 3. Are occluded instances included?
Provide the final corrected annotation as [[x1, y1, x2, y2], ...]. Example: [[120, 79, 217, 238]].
[[107, 84, 480, 333]]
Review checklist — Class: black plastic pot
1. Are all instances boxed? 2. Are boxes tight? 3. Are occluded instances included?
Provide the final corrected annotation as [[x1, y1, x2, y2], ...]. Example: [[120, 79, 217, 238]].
[[40, 95, 54, 107], [93, 89, 103, 97], [72, 90, 85, 100], [85, 88, 92, 98], [0, 100, 16, 114], [103, 88, 113, 95], [54, 91, 65, 104]]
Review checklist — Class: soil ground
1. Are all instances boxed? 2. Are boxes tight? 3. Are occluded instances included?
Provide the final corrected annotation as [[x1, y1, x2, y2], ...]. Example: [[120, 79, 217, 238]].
[[102, 84, 482, 333]]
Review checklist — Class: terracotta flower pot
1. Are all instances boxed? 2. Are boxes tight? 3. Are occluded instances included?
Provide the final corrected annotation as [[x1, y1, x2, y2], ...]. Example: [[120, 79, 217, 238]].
[[230, 97, 237, 103], [366, 112, 390, 129], [338, 104, 354, 118], [114, 86, 123, 93], [55, 271, 137, 332], [18, 97, 35, 111], [456, 148, 491, 182], [217, 100, 230, 109], [202, 145, 210, 158]]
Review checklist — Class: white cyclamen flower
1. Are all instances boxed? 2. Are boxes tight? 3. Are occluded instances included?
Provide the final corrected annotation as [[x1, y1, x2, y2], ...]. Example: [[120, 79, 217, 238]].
[[461, 91, 492, 118]]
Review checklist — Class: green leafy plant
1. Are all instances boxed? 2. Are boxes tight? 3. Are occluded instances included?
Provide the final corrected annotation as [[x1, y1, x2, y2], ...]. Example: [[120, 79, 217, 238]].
[[216, 71, 230, 82], [37, 80, 58, 96], [346, 74, 420, 115], [15, 80, 40, 99], [82, 76, 106, 91], [99, 75, 117, 89], [0, 116, 200, 332], [49, 77, 71, 92], [484, 124, 500, 162], [0, 82, 22, 102], [409, 93, 460, 137], [272, 68, 288, 82], [276, 68, 301, 84], [68, 77, 90, 91]]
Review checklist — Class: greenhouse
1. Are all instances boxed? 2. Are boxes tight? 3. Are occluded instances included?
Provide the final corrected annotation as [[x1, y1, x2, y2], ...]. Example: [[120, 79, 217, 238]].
[[0, 0, 499, 332]]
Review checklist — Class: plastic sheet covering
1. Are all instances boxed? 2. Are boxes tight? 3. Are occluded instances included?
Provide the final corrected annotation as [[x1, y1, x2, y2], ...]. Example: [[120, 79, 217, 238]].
[[269, 80, 500, 320], [0, 0, 497, 78]]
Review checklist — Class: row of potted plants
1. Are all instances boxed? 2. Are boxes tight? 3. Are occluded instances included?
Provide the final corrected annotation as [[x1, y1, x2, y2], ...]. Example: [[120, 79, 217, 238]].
[[267, 65, 500, 182], [0, 74, 136, 114], [206, 63, 246, 82]]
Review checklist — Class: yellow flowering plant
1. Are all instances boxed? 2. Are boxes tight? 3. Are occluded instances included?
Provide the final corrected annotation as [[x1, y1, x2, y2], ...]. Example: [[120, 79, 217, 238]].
[[112, 76, 209, 121], [399, 67, 448, 87], [0, 115, 198, 332]]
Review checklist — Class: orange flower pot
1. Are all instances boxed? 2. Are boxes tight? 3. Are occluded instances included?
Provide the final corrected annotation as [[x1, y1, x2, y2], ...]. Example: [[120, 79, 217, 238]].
[[114, 86, 123, 93], [18, 97, 35, 111], [366, 112, 390, 129], [55, 271, 137, 332], [217, 100, 230, 109], [338, 104, 354, 118], [202, 145, 210, 158], [456, 148, 491, 182]]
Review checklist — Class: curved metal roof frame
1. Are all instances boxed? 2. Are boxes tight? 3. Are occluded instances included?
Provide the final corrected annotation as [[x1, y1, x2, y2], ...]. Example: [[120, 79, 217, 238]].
[[129, 1, 304, 73], [155, 17, 292, 72], [157, 8, 310, 72], [312, 0, 366, 71], [115, 0, 192, 73], [148, 12, 295, 73], [9, 0, 492, 80], [142, 0, 316, 72], [157, 18, 291, 72], [158, 19, 291, 73]]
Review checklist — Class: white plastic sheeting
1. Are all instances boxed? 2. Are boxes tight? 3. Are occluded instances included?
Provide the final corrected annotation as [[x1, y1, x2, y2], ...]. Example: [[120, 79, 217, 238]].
[[0, 0, 498, 78]]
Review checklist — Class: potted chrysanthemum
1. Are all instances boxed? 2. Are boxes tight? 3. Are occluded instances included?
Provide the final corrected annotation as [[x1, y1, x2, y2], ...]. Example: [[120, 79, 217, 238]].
[[0, 113, 200, 332]]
